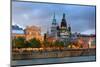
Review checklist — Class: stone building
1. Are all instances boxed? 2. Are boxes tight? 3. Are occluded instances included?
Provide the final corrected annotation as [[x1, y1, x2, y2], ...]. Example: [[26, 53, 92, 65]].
[[46, 13, 72, 45], [59, 13, 71, 43], [50, 13, 59, 38], [25, 25, 43, 41]]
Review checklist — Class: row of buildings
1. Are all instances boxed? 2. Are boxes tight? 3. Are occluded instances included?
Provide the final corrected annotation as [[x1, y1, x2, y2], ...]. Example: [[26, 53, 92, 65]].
[[12, 13, 96, 48]]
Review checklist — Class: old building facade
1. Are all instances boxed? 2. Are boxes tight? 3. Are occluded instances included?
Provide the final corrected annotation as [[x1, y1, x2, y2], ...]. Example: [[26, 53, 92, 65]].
[[25, 26, 43, 41]]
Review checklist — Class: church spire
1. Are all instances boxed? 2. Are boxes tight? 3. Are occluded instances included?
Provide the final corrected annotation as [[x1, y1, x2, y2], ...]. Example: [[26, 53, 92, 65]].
[[68, 24, 71, 32], [63, 13, 65, 19], [53, 12, 55, 19], [61, 13, 67, 27], [52, 12, 56, 25]]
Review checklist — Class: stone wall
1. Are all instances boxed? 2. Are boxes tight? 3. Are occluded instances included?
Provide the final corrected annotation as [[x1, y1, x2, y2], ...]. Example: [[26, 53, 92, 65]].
[[12, 48, 96, 60]]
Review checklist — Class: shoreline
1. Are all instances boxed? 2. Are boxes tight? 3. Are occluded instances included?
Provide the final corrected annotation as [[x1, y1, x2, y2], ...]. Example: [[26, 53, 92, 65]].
[[12, 56, 96, 66], [12, 48, 96, 60]]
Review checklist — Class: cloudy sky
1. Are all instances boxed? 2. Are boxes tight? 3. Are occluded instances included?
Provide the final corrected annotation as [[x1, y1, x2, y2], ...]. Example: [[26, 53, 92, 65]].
[[12, 1, 96, 35]]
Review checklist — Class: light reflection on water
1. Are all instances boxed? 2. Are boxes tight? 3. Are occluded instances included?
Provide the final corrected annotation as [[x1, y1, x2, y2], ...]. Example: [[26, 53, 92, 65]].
[[12, 56, 96, 66]]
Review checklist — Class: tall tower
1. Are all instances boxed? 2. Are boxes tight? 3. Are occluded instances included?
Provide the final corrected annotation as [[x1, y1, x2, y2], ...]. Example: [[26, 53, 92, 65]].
[[68, 24, 71, 35], [52, 13, 56, 25], [60, 13, 68, 35], [61, 13, 67, 28], [60, 13, 70, 45], [51, 13, 58, 38]]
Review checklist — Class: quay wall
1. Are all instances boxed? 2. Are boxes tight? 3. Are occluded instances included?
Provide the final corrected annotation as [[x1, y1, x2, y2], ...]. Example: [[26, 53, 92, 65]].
[[12, 48, 96, 60]]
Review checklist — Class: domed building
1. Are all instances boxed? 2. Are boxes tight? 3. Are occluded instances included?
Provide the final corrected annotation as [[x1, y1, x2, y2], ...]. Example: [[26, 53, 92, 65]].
[[25, 25, 44, 41]]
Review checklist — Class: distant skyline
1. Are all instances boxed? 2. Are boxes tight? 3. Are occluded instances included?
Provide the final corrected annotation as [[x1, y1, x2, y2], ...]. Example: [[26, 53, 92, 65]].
[[12, 1, 96, 35]]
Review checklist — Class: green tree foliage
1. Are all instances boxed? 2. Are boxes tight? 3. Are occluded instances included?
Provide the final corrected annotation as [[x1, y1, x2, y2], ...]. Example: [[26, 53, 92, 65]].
[[29, 38, 41, 48], [54, 41, 64, 47], [12, 37, 25, 48], [24, 41, 31, 48], [12, 37, 42, 48], [43, 40, 49, 47]]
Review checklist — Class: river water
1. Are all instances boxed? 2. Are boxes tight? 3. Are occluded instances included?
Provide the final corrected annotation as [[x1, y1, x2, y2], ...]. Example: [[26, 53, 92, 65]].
[[12, 56, 96, 66]]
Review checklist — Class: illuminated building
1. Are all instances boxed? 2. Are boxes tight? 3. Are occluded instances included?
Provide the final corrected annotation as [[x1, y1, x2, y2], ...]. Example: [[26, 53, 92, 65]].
[[51, 13, 57, 37], [12, 25, 44, 42], [46, 13, 72, 45], [59, 13, 71, 43], [78, 34, 96, 48], [25, 25, 43, 41]]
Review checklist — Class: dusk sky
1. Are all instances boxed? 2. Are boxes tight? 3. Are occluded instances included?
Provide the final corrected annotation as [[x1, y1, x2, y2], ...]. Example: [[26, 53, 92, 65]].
[[12, 1, 96, 35]]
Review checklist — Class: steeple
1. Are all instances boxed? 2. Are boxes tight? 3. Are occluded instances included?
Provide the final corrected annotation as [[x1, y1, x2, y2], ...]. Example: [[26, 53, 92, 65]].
[[63, 13, 65, 19], [61, 13, 67, 28], [51, 13, 58, 37], [53, 12, 55, 19], [68, 24, 71, 32], [52, 12, 56, 25]]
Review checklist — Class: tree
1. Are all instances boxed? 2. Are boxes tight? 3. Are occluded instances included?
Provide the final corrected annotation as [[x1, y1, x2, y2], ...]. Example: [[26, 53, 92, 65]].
[[54, 41, 64, 48], [29, 38, 41, 48], [24, 41, 31, 48], [12, 37, 25, 48]]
